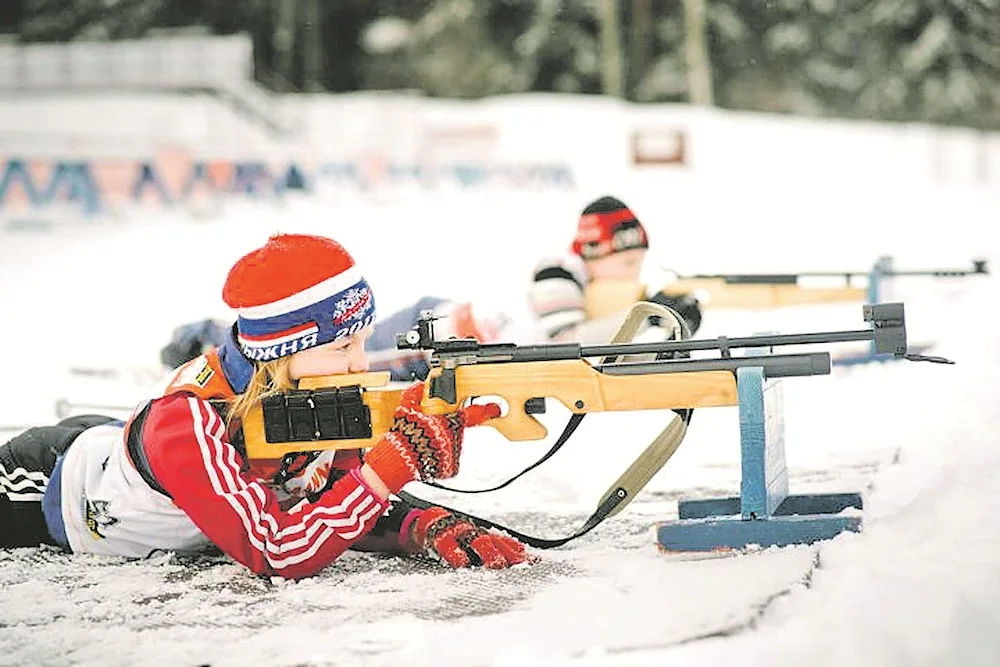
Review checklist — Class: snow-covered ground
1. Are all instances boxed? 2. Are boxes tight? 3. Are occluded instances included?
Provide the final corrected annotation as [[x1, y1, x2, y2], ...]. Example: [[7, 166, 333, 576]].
[[1, 192, 998, 667]]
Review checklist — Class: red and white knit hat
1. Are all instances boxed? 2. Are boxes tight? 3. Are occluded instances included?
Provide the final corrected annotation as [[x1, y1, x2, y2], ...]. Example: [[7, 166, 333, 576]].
[[570, 196, 649, 260], [222, 234, 376, 362]]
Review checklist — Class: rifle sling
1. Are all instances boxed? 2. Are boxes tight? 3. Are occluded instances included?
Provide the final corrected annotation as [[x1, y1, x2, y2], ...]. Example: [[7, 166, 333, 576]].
[[421, 413, 586, 495], [399, 301, 696, 550], [398, 409, 691, 550]]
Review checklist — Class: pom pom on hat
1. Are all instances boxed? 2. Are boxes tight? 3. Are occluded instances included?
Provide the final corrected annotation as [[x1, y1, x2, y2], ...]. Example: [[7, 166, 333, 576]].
[[223, 234, 376, 362], [570, 196, 649, 260]]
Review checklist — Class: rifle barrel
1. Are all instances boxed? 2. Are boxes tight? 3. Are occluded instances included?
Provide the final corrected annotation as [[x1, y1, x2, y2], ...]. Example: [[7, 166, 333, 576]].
[[582, 329, 874, 359], [596, 352, 832, 378]]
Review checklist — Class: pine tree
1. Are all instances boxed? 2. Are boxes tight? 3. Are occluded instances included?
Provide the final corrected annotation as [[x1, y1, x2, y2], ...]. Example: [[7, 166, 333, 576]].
[[631, 0, 755, 106], [860, 0, 1000, 127], [19, 0, 101, 42], [360, 0, 603, 98], [762, 0, 1000, 128]]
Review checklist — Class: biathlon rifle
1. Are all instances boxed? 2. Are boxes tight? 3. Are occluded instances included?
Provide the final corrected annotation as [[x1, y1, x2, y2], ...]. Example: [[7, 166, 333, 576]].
[[242, 300, 951, 549], [243, 300, 950, 459]]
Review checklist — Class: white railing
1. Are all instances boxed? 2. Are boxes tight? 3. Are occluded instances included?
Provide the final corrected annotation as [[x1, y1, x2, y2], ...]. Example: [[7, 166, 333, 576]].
[[0, 33, 253, 91]]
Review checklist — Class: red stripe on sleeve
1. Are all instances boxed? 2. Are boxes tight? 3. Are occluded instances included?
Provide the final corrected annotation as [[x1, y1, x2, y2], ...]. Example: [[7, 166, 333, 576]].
[[142, 393, 387, 579]]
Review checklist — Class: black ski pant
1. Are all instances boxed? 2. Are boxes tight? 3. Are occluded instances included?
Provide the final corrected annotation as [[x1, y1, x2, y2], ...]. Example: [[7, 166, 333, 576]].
[[0, 415, 116, 548]]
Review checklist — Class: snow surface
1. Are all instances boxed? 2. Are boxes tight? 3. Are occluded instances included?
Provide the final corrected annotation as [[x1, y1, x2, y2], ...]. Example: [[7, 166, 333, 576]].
[[1, 191, 998, 667]]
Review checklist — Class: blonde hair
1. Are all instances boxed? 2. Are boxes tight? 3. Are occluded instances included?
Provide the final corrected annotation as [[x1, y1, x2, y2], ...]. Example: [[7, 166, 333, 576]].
[[226, 357, 296, 428]]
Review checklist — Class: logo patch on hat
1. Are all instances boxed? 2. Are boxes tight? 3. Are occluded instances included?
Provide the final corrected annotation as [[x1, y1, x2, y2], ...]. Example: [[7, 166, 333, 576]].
[[334, 286, 372, 325]]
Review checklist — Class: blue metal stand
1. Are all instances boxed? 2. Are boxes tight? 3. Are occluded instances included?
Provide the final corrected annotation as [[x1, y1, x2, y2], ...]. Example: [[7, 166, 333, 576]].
[[866, 255, 893, 306], [833, 255, 914, 367], [656, 343, 863, 554]]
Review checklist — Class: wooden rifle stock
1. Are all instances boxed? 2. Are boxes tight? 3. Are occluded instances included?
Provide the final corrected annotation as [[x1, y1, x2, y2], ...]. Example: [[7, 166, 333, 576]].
[[242, 363, 738, 459]]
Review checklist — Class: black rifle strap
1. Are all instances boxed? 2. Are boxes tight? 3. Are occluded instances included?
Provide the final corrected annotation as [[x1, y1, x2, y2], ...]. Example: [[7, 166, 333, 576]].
[[420, 412, 586, 494]]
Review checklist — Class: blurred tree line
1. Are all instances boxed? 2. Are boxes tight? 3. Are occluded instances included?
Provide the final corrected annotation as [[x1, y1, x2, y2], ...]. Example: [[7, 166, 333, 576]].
[[1, 0, 998, 130]]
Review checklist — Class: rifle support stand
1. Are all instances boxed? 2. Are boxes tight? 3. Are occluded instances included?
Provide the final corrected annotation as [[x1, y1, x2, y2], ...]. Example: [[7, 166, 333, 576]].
[[655, 341, 863, 554], [834, 256, 934, 367]]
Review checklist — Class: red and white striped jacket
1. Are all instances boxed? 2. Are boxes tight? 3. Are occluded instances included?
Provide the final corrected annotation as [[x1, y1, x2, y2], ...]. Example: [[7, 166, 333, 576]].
[[57, 349, 389, 580]]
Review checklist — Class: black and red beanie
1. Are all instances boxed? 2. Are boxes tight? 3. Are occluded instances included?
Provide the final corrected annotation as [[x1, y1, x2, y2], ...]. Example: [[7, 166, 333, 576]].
[[570, 196, 649, 260]]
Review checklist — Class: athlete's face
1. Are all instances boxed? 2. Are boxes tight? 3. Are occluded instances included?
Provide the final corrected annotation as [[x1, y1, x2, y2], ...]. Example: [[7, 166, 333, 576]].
[[288, 328, 371, 379], [586, 248, 646, 283]]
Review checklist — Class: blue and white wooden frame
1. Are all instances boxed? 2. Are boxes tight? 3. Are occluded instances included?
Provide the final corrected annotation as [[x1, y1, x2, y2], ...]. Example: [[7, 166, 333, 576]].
[[656, 340, 863, 554]]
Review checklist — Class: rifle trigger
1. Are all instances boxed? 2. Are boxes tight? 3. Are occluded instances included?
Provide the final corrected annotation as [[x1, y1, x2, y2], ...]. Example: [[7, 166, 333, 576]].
[[524, 398, 546, 414]]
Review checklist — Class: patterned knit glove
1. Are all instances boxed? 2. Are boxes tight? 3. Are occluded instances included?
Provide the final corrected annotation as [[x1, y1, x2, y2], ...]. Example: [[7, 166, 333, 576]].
[[404, 506, 533, 569], [364, 383, 500, 494]]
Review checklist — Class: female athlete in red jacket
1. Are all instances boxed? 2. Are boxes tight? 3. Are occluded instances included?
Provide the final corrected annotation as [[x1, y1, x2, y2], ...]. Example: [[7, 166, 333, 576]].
[[0, 233, 531, 579]]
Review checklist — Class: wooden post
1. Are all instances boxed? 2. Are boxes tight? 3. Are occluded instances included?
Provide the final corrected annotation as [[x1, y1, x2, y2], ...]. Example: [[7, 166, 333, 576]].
[[300, 0, 323, 92], [681, 0, 713, 106], [629, 0, 653, 98], [599, 0, 624, 98], [273, 0, 298, 89]]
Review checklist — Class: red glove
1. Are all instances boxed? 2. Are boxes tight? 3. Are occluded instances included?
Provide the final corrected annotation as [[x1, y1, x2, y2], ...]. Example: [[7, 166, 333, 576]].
[[364, 383, 500, 494], [404, 506, 533, 569]]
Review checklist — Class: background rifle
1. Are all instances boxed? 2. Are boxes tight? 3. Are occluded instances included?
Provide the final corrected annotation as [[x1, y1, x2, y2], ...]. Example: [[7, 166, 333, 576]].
[[651, 257, 989, 310], [678, 258, 989, 285]]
